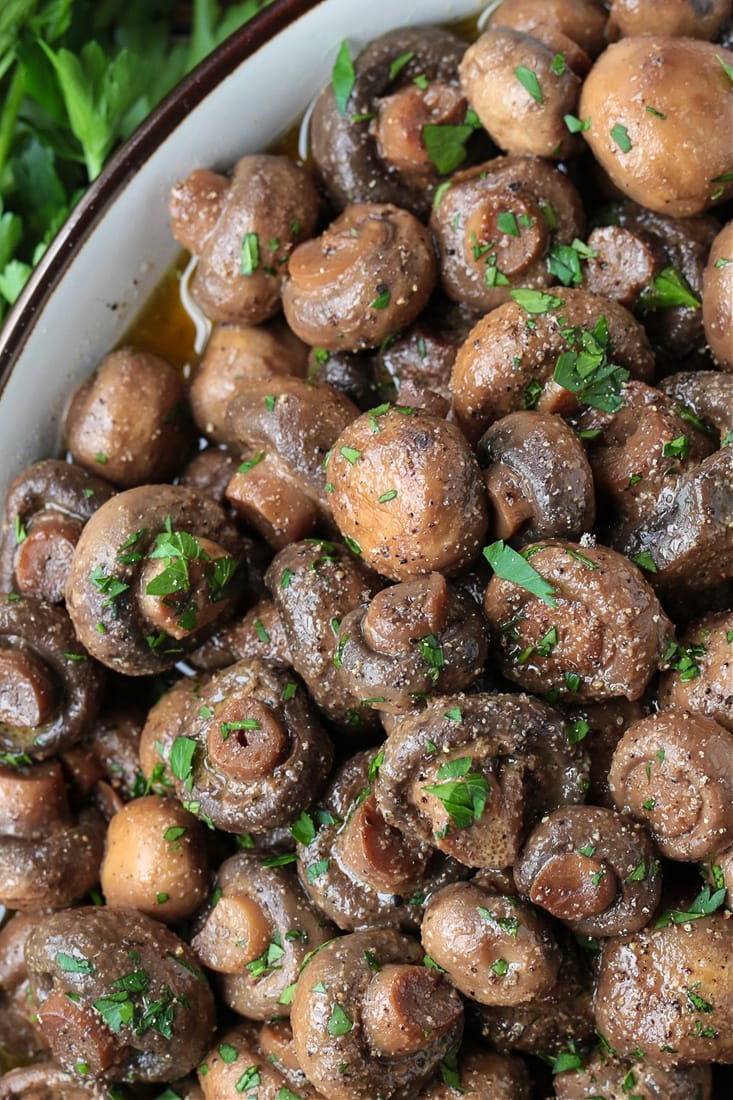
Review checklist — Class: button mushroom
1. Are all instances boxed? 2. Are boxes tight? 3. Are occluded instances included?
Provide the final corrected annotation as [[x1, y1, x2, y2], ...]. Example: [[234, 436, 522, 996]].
[[702, 221, 733, 372], [554, 1048, 713, 1100], [607, 0, 731, 40], [658, 611, 733, 733], [417, 1047, 532, 1099], [658, 370, 733, 441], [486, 0, 609, 59], [197, 1021, 325, 1099]]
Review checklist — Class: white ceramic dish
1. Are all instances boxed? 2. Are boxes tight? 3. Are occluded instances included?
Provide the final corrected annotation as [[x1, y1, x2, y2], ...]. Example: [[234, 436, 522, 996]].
[[0, 0, 484, 501]]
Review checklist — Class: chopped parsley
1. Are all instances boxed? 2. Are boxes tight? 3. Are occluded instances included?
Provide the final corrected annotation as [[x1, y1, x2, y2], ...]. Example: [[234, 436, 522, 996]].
[[553, 316, 629, 413], [423, 121, 475, 175], [169, 736, 197, 790], [327, 1003, 353, 1036], [484, 540, 557, 608], [610, 123, 632, 152], [514, 65, 543, 104], [240, 232, 259, 275], [510, 288, 564, 314], [423, 757, 488, 830], [636, 266, 701, 311], [332, 41, 355, 115], [654, 884, 726, 928]]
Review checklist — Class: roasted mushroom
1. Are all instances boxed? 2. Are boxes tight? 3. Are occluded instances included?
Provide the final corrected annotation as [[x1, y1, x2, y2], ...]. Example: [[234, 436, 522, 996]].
[[658, 611, 733, 733], [65, 485, 244, 676], [554, 1049, 713, 1100], [0, 911, 51, 1064], [197, 1020, 324, 1099], [418, 1047, 531, 1099], [486, 0, 608, 58], [290, 928, 463, 1100], [606, 0, 731, 40], [189, 597, 292, 673], [658, 370, 733, 441], [179, 446, 240, 505], [702, 220, 733, 372], [0, 1063, 115, 1099]]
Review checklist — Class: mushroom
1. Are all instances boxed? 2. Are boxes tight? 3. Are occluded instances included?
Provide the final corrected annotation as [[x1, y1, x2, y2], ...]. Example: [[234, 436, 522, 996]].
[[514, 805, 661, 936], [430, 156, 585, 311], [327, 404, 488, 581], [375, 693, 589, 869], [561, 697, 648, 808], [486, 0, 608, 58], [223, 378, 359, 548], [306, 345, 381, 411], [578, 37, 733, 216], [170, 154, 320, 325], [450, 288, 655, 443], [334, 573, 489, 714], [459, 27, 587, 160], [702, 221, 733, 372], [100, 795, 208, 924], [290, 929, 463, 1100], [483, 540, 672, 702], [607, 0, 731, 40], [197, 1021, 324, 1099], [310, 27, 472, 217], [163, 659, 333, 835], [191, 851, 334, 1020], [281, 203, 437, 352], [0, 595, 104, 759], [180, 446, 240, 505], [0, 1063, 115, 1099], [0, 912, 52, 1065], [583, 222, 666, 306], [295, 750, 467, 932], [64, 348, 195, 488], [554, 1049, 713, 1100], [421, 881, 561, 1005], [609, 708, 733, 861], [138, 673, 204, 791], [25, 906, 216, 1082], [417, 1047, 531, 1099], [658, 370, 733, 441], [265, 538, 380, 732], [477, 411, 596, 544], [189, 597, 292, 673], [595, 909, 733, 1064], [0, 461, 114, 604], [65, 485, 244, 676], [658, 611, 732, 733], [82, 705, 146, 803]]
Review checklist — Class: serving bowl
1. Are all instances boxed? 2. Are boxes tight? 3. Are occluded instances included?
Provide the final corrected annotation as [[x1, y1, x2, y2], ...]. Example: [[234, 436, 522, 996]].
[[0, 0, 483, 501]]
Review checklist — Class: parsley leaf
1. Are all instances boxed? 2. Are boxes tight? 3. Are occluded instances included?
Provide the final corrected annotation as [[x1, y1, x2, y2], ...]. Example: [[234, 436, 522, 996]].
[[332, 40, 355, 115], [423, 122, 475, 175], [423, 757, 489, 829], [484, 540, 557, 608], [636, 266, 701, 311]]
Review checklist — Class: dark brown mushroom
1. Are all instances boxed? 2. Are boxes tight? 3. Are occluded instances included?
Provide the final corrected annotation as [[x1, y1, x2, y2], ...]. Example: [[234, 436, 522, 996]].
[[170, 154, 320, 325], [223, 378, 359, 548], [64, 348, 195, 488], [609, 708, 733, 862], [310, 27, 472, 217], [189, 597, 292, 673], [0, 461, 114, 604], [658, 370, 733, 441], [658, 610, 733, 733], [25, 906, 216, 1082], [555, 1049, 713, 1100], [422, 881, 560, 1005], [290, 929, 463, 1100], [82, 706, 146, 803], [430, 155, 585, 311], [281, 203, 437, 352], [179, 446, 240, 505], [163, 659, 333, 834], [595, 909, 733, 1064], [305, 345, 381, 411], [197, 1020, 324, 1099], [450, 288, 655, 443], [189, 320, 309, 442], [514, 805, 661, 936], [478, 411, 595, 544], [334, 573, 489, 714], [327, 405, 488, 581], [138, 673, 203, 791], [560, 697, 648, 808], [0, 1063, 116, 1099], [191, 851, 334, 1020], [584, 222, 666, 306], [607, 0, 731, 40], [484, 540, 672, 702], [65, 485, 244, 676], [375, 693, 589, 869], [418, 1047, 531, 1099], [703, 221, 733, 372], [0, 912, 51, 1065], [295, 749, 467, 932], [0, 595, 104, 759]]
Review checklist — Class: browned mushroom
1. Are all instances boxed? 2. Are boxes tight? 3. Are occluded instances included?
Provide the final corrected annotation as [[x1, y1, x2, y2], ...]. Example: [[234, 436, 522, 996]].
[[65, 485, 244, 676], [375, 693, 589, 869], [64, 348, 195, 488], [0, 1063, 116, 1099], [100, 795, 208, 923], [334, 573, 489, 714], [138, 673, 203, 791], [607, 0, 731, 40], [0, 461, 114, 604], [418, 1047, 531, 1099], [327, 404, 488, 581], [223, 378, 359, 548], [658, 611, 733, 732], [25, 906, 216, 1082], [609, 708, 733, 862], [554, 1048, 713, 1100], [0, 912, 50, 1065], [422, 880, 560, 1005], [484, 540, 672, 702], [290, 929, 463, 1100], [197, 1020, 324, 1099], [658, 370, 733, 441], [189, 597, 292, 673], [514, 805, 661, 936], [0, 595, 104, 759], [478, 411, 595, 544], [281, 204, 437, 352], [179, 446, 240, 506], [703, 220, 733, 372], [561, 697, 648, 808], [81, 705, 146, 803], [170, 154, 320, 325], [595, 908, 733, 1064], [295, 749, 467, 932], [450, 288, 655, 443], [487, 0, 608, 58], [192, 851, 333, 1020], [584, 222, 666, 306]]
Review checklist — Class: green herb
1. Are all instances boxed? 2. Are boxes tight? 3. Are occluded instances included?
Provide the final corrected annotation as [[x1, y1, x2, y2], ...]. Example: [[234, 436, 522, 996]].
[[378, 489, 397, 503], [246, 933, 285, 979], [553, 316, 629, 413], [157, 892, 169, 904], [564, 113, 590, 133], [578, 844, 596, 858], [419, 633, 444, 683], [444, 706, 462, 723], [278, 982, 297, 1006], [423, 954, 446, 972], [282, 681, 298, 702], [547, 238, 597, 286], [290, 811, 316, 846], [654, 884, 726, 928], [116, 527, 147, 563], [514, 65, 543, 104], [550, 52, 565, 76], [238, 450, 265, 475], [497, 210, 519, 237], [710, 864, 725, 889], [491, 957, 509, 976], [646, 105, 666, 119], [364, 949, 381, 972], [662, 435, 690, 461], [484, 540, 557, 607], [235, 1066, 260, 1092], [56, 952, 93, 974], [169, 736, 197, 789], [440, 1048, 462, 1090], [260, 852, 297, 868], [164, 825, 187, 845], [343, 535, 361, 556], [14, 514, 26, 543], [253, 618, 270, 644], [717, 53, 733, 82], [327, 1003, 353, 1036], [340, 445, 361, 465], [332, 41, 355, 115], [610, 123, 632, 152], [627, 859, 646, 882], [370, 286, 391, 309], [433, 180, 453, 209], [240, 231, 259, 275], [414, 73, 429, 90], [631, 550, 657, 574], [636, 266, 701, 311], [88, 565, 129, 609], [307, 858, 329, 883], [0, 751, 32, 767], [389, 51, 414, 80], [423, 122, 475, 175], [687, 983, 714, 1014], [552, 1043, 584, 1074], [566, 718, 589, 743], [714, 257, 732, 268], [510, 288, 564, 314], [423, 757, 488, 829]]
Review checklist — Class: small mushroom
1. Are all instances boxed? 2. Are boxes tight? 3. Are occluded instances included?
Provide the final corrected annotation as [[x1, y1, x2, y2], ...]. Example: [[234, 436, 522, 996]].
[[658, 611, 733, 733], [327, 405, 488, 581], [478, 411, 596, 544], [290, 929, 463, 1100], [607, 0, 731, 40], [65, 485, 244, 676], [487, 0, 608, 58], [561, 697, 648, 808], [702, 220, 733, 372], [170, 154, 320, 325], [484, 540, 672, 702], [197, 1021, 324, 1099], [179, 446, 240, 505], [554, 1049, 713, 1100], [281, 203, 437, 352], [658, 370, 733, 441], [64, 348, 195, 488], [422, 881, 560, 1005], [189, 597, 292, 673], [514, 805, 661, 936], [0, 1063, 115, 1099], [0, 911, 53, 1064], [609, 708, 733, 862], [584, 222, 666, 306], [417, 1047, 532, 1099]]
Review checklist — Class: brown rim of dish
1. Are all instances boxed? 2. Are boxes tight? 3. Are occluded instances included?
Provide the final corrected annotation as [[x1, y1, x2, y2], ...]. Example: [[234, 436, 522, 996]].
[[0, 0, 323, 395]]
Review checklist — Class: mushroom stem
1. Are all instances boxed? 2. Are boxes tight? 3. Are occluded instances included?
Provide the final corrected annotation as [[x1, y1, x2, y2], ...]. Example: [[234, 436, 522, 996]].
[[363, 573, 449, 657], [335, 794, 425, 894], [528, 851, 618, 920], [225, 453, 319, 549], [0, 645, 56, 728], [206, 698, 287, 780], [13, 513, 84, 603], [38, 990, 118, 1076], [192, 893, 273, 972], [137, 535, 235, 640], [483, 464, 536, 540], [0, 759, 70, 838], [373, 81, 467, 179], [361, 963, 462, 1057]]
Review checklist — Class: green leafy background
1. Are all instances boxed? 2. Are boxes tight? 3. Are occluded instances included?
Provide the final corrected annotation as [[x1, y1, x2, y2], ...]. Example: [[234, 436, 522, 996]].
[[0, 0, 274, 324]]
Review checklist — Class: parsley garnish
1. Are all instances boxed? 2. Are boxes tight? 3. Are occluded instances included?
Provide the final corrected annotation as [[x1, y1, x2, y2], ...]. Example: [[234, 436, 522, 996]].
[[56, 952, 93, 974], [654, 885, 726, 928], [514, 65, 543, 104], [547, 239, 597, 286], [510, 288, 564, 314], [610, 123, 632, 152], [636, 266, 701, 311], [290, 811, 316, 846], [327, 1003, 353, 1036], [423, 121, 476, 175], [169, 736, 197, 790], [564, 114, 590, 133], [370, 286, 391, 309], [389, 51, 414, 80], [332, 41, 355, 115], [484, 540, 557, 607], [419, 634, 444, 683], [553, 316, 629, 413], [240, 232, 259, 275], [423, 757, 488, 829]]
